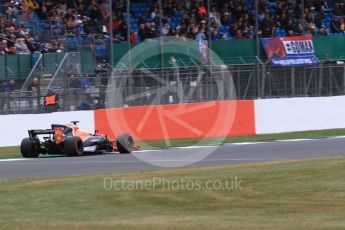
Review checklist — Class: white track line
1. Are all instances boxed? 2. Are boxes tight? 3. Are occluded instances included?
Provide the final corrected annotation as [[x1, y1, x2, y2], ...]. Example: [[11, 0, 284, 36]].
[[276, 138, 316, 142], [0, 159, 28, 162], [0, 158, 273, 165], [326, 135, 345, 139], [231, 142, 267, 145]]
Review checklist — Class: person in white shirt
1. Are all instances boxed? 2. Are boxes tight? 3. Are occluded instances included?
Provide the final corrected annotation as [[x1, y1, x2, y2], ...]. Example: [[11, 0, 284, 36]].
[[14, 38, 31, 54]]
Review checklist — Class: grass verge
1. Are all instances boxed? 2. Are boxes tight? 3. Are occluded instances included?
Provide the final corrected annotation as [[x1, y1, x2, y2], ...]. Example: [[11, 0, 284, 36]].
[[141, 128, 345, 149], [0, 156, 345, 229], [2, 128, 345, 159], [0, 146, 20, 159]]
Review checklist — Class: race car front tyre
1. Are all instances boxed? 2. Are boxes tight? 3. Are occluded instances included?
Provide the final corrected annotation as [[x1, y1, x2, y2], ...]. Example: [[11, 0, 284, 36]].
[[20, 138, 39, 158], [116, 133, 134, 154], [64, 136, 83, 156]]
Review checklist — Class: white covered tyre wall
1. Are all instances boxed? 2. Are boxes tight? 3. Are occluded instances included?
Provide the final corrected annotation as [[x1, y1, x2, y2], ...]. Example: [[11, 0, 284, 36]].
[[116, 133, 134, 154]]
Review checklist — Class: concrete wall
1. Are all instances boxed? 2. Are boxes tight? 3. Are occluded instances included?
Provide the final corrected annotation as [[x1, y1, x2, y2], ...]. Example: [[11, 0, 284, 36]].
[[94, 100, 256, 140], [255, 96, 345, 134], [0, 111, 94, 147], [2, 95, 345, 147]]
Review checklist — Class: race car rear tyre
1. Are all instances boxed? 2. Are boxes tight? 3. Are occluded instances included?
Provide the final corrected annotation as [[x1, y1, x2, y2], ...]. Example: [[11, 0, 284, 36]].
[[20, 138, 39, 158], [116, 133, 134, 154], [64, 136, 83, 156]]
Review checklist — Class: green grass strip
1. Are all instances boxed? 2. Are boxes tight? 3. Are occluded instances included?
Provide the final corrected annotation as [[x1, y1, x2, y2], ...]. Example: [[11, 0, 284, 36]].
[[0, 156, 345, 229]]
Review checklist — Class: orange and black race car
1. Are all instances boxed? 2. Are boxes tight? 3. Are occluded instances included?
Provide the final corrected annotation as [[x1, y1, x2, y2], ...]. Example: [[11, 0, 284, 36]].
[[20, 121, 140, 158]]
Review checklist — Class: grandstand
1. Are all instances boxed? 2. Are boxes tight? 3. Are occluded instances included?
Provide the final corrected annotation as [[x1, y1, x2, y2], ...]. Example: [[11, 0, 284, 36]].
[[0, 0, 344, 114]]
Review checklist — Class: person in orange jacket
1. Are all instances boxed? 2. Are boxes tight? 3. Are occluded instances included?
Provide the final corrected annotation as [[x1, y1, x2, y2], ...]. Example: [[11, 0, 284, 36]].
[[44, 90, 59, 112]]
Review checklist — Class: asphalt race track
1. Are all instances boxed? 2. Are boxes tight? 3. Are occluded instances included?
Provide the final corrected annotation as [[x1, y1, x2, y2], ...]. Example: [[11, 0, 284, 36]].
[[0, 137, 344, 180]]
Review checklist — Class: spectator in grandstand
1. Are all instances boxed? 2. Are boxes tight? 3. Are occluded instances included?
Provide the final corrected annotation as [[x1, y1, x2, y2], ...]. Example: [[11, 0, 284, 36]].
[[26, 77, 39, 108], [331, 17, 343, 33], [221, 11, 233, 27], [0, 0, 343, 53], [341, 18, 345, 32], [284, 18, 297, 36], [260, 14, 274, 37], [246, 25, 256, 39], [106, 13, 119, 35], [138, 23, 146, 41], [234, 29, 243, 39], [87, 1, 104, 33], [50, 14, 64, 36], [65, 15, 78, 34], [78, 93, 94, 110], [3, 79, 16, 93], [14, 38, 31, 54], [100, 0, 110, 13], [333, 3, 345, 16], [198, 2, 207, 17], [0, 16, 5, 32], [69, 74, 81, 89], [0, 79, 16, 112], [6, 1, 20, 20], [161, 23, 170, 36], [295, 19, 305, 35], [130, 31, 138, 44], [27, 77, 39, 92], [195, 28, 206, 42], [81, 16, 93, 34], [56, 1, 67, 16], [319, 27, 331, 36], [305, 18, 317, 35], [25, 37, 39, 53], [145, 22, 158, 39], [150, 5, 159, 20], [81, 75, 91, 94], [17, 25, 30, 37], [22, 7, 34, 21], [36, 1, 48, 20], [69, 74, 81, 109], [211, 30, 221, 40], [209, 6, 221, 27], [41, 40, 64, 53], [0, 40, 8, 55], [4, 40, 16, 55], [41, 43, 50, 53], [199, 40, 209, 64]]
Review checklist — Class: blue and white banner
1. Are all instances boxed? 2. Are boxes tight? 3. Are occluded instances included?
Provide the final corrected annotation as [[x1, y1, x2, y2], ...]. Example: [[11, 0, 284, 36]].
[[261, 36, 319, 66]]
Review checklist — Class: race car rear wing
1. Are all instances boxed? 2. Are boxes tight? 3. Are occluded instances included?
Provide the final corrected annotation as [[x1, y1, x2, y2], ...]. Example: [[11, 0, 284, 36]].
[[28, 129, 55, 138]]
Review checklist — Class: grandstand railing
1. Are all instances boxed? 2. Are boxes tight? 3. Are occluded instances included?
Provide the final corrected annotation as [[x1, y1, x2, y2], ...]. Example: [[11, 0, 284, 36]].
[[20, 52, 66, 91], [20, 53, 42, 91], [0, 54, 33, 81], [47, 52, 81, 91]]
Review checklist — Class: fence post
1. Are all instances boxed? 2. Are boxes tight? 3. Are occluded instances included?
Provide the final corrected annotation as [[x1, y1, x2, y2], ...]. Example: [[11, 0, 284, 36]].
[[261, 63, 266, 98], [5, 92, 9, 114], [171, 57, 183, 103], [207, 0, 212, 65], [37, 77, 41, 113], [158, 0, 164, 69], [318, 62, 323, 96], [291, 66, 296, 96], [343, 64, 345, 94], [329, 65, 333, 95], [109, 0, 113, 67]]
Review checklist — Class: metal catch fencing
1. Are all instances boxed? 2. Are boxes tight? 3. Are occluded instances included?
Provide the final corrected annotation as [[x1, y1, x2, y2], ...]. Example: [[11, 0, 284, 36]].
[[1, 61, 345, 114]]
